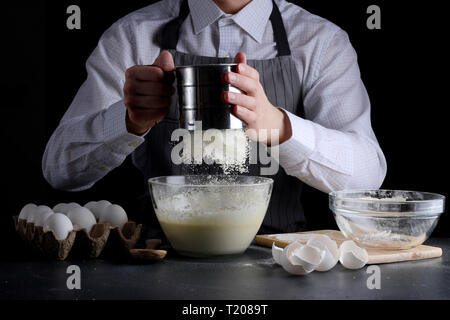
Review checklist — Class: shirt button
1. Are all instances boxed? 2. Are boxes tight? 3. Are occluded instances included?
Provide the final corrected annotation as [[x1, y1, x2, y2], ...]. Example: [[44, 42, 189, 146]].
[[222, 18, 232, 23], [222, 53, 231, 58]]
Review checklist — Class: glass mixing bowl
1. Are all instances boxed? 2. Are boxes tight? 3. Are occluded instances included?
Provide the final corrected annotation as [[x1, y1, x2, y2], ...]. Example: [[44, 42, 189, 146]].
[[329, 190, 445, 250], [149, 175, 274, 257]]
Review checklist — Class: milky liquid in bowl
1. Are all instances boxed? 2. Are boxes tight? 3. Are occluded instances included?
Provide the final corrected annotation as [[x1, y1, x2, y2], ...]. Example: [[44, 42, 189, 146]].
[[149, 176, 273, 257]]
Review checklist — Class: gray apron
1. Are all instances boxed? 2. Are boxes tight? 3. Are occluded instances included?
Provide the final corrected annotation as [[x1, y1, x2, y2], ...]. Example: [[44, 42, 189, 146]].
[[132, 0, 306, 236]]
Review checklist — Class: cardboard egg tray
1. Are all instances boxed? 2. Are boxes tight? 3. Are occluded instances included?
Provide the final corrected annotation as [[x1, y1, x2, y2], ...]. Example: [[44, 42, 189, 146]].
[[13, 216, 142, 261]]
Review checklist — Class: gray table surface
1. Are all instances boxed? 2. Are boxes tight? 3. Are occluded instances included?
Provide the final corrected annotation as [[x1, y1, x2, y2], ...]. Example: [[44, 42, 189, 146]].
[[1, 238, 449, 300]]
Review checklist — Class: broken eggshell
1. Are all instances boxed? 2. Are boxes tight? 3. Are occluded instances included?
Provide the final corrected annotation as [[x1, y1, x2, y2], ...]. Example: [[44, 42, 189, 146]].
[[279, 241, 324, 275], [339, 240, 369, 270], [272, 243, 283, 265], [307, 235, 340, 272]]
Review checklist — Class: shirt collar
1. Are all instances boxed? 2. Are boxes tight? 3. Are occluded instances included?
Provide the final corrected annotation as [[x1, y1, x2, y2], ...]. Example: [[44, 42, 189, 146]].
[[188, 0, 273, 43]]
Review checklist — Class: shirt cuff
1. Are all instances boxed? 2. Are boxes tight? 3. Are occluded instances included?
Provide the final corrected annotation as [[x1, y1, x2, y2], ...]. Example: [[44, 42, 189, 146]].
[[102, 100, 147, 155], [277, 110, 316, 171]]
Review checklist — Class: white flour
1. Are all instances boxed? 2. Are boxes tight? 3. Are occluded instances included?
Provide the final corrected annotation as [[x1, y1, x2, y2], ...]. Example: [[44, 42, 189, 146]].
[[182, 129, 249, 174], [359, 196, 408, 202]]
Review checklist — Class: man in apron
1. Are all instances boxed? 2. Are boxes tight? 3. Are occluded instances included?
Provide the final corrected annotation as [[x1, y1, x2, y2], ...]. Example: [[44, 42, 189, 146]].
[[43, 0, 387, 236]]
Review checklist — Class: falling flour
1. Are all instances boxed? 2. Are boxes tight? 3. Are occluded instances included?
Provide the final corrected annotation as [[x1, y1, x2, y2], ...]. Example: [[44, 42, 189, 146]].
[[182, 129, 249, 174]]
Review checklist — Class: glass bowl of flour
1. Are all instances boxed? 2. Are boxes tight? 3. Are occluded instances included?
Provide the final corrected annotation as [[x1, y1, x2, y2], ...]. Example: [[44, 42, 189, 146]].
[[329, 190, 445, 250], [149, 175, 274, 257]]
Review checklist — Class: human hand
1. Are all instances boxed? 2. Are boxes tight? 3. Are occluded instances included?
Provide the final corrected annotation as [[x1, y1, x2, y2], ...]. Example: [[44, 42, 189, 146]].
[[222, 52, 292, 145], [124, 51, 175, 135]]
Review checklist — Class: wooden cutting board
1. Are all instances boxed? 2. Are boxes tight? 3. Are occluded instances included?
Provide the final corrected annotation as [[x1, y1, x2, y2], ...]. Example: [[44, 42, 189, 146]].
[[255, 230, 443, 264]]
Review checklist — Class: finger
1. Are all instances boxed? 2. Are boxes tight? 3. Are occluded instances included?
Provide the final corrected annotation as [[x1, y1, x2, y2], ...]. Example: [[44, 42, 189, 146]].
[[232, 105, 257, 125], [225, 72, 259, 96], [126, 65, 164, 82], [237, 63, 259, 81], [222, 91, 256, 111], [125, 79, 175, 96], [125, 95, 171, 109], [234, 52, 247, 65], [153, 50, 175, 72]]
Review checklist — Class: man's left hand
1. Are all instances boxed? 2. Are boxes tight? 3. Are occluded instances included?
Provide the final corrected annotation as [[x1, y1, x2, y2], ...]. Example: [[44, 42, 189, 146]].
[[222, 52, 292, 145]]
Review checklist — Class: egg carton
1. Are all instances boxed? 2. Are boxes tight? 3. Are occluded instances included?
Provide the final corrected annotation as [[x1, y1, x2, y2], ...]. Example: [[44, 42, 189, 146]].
[[13, 216, 142, 261]]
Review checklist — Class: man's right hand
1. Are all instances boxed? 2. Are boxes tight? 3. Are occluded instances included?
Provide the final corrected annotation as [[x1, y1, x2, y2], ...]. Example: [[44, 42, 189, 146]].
[[124, 51, 175, 136]]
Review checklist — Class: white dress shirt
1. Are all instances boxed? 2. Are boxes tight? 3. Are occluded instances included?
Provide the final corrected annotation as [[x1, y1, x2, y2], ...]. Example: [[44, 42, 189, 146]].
[[42, 0, 387, 193]]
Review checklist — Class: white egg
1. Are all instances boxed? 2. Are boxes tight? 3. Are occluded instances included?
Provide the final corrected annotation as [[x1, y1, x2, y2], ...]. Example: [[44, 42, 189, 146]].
[[272, 243, 284, 265], [67, 207, 97, 232], [279, 241, 323, 275], [43, 213, 74, 241], [89, 200, 112, 220], [19, 203, 37, 221], [100, 204, 128, 228], [84, 201, 98, 214], [339, 240, 369, 270], [34, 210, 54, 227], [65, 202, 82, 214], [307, 235, 340, 272], [53, 203, 68, 214], [28, 205, 52, 224]]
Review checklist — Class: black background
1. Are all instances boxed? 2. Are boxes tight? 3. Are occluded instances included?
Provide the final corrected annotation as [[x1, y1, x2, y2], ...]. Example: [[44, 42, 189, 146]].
[[1, 0, 448, 254]]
